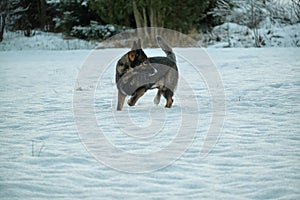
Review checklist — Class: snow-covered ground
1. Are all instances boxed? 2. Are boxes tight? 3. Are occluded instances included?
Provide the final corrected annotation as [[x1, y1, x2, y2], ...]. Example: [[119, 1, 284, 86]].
[[0, 31, 96, 51], [0, 48, 299, 199], [206, 22, 300, 48], [0, 22, 299, 51]]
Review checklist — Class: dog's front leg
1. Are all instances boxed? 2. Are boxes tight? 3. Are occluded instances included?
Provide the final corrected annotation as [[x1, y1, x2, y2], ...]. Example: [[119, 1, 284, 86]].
[[117, 91, 126, 111], [128, 87, 147, 107]]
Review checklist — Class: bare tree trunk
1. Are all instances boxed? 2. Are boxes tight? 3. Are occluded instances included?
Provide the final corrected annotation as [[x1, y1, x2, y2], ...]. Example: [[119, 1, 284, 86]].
[[149, 7, 157, 27], [142, 8, 147, 27], [132, 1, 142, 28], [142, 7, 151, 42], [132, 0, 144, 40], [0, 14, 6, 42], [132, 1, 152, 44], [149, 7, 158, 43], [40, 0, 46, 30]]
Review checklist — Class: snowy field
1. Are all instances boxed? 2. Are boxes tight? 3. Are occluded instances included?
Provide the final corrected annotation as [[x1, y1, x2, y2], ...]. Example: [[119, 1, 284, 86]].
[[0, 31, 96, 51], [0, 48, 299, 199]]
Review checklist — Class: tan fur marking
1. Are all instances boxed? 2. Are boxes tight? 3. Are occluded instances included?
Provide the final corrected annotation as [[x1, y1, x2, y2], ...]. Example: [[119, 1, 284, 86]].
[[165, 98, 173, 108], [128, 52, 135, 62]]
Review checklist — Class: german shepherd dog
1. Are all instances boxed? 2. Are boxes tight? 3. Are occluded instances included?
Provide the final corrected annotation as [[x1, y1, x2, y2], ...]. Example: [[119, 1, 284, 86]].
[[115, 36, 178, 111]]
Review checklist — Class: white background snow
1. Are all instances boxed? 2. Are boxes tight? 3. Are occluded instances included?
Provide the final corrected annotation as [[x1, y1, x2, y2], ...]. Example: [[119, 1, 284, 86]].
[[0, 44, 299, 199], [1, 0, 300, 197]]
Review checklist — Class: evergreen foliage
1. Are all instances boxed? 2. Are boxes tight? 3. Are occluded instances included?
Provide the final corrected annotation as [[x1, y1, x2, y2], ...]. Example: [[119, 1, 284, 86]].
[[89, 0, 217, 33]]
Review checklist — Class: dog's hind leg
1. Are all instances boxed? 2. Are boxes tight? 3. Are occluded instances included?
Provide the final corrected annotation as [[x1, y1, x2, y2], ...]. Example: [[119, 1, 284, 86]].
[[153, 88, 162, 105], [163, 89, 174, 108], [128, 87, 147, 107], [117, 91, 126, 111]]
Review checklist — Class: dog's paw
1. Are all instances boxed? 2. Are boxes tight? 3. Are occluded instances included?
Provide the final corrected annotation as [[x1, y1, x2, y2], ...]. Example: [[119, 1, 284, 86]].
[[127, 98, 135, 106], [165, 98, 173, 108]]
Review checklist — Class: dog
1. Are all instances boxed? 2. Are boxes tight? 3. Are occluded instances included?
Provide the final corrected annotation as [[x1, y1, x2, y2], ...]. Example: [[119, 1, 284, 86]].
[[115, 36, 178, 111]]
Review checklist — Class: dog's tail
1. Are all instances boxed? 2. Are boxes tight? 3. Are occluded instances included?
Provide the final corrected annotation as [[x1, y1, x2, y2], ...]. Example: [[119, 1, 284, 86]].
[[156, 36, 176, 63]]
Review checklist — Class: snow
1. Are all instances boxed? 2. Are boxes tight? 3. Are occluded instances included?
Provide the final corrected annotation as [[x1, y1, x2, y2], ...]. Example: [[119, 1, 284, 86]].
[[208, 22, 300, 48], [0, 31, 97, 51], [1, 48, 299, 199]]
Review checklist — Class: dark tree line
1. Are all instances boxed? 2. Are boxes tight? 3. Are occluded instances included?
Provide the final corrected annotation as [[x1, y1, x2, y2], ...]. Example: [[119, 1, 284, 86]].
[[0, 0, 246, 42], [89, 0, 218, 34], [1, 0, 50, 40], [0, 0, 101, 41]]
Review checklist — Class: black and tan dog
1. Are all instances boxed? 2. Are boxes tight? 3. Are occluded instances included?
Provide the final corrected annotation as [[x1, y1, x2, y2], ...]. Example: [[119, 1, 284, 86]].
[[115, 36, 178, 111]]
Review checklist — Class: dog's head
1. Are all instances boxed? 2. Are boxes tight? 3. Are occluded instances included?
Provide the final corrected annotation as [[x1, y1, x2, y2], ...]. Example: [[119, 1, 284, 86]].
[[115, 39, 148, 83]]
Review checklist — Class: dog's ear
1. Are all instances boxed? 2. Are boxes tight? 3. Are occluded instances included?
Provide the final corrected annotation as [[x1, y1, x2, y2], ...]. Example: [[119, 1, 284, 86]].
[[128, 51, 135, 62], [131, 41, 138, 50], [137, 38, 141, 49]]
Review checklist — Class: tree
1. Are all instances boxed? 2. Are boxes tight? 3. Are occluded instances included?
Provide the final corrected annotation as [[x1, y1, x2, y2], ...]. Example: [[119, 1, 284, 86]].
[[89, 0, 133, 27], [0, 0, 32, 41], [52, 0, 100, 35], [0, 1, 7, 42], [89, 0, 217, 33], [0, 15, 5, 42], [291, 0, 300, 22], [210, 0, 233, 46], [38, 0, 47, 30], [0, 0, 52, 39]]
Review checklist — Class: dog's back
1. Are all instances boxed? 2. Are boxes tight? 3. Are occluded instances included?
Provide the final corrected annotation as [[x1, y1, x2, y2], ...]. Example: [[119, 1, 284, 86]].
[[148, 56, 178, 92]]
